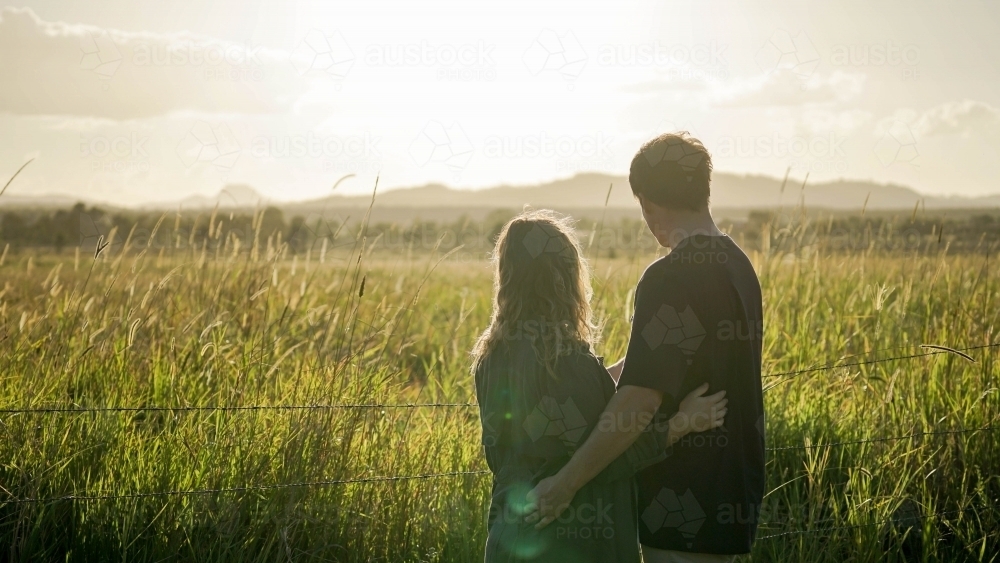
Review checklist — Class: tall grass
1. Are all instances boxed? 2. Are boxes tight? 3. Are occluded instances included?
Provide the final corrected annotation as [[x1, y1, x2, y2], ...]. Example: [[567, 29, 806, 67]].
[[0, 213, 997, 561]]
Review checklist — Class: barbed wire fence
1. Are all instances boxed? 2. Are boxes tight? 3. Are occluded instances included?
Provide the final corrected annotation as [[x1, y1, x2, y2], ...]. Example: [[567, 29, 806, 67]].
[[1, 342, 997, 544], [3, 343, 996, 415]]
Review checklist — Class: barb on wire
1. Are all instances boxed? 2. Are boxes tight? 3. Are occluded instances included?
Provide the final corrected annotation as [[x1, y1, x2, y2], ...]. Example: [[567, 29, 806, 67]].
[[2, 470, 491, 505]]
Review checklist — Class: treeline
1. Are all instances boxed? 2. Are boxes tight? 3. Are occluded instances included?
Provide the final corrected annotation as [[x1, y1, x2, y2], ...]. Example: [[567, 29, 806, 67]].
[[0, 204, 525, 257], [748, 211, 1000, 254], [1, 203, 999, 256]]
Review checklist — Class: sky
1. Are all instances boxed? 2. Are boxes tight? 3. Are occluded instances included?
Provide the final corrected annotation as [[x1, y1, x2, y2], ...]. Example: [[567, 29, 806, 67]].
[[2, 0, 1000, 205]]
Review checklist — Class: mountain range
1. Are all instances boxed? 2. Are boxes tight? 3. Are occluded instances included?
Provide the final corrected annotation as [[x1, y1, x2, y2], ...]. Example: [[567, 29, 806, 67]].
[[280, 172, 1000, 212], [4, 173, 999, 220]]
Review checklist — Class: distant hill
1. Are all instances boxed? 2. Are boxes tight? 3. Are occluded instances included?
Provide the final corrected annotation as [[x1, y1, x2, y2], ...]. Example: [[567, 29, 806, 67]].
[[282, 172, 1000, 213], [5, 173, 1000, 217], [163, 184, 269, 209]]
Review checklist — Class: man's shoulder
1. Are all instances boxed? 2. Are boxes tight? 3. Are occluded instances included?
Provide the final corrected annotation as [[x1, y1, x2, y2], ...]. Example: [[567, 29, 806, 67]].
[[636, 254, 691, 295], [638, 255, 678, 284]]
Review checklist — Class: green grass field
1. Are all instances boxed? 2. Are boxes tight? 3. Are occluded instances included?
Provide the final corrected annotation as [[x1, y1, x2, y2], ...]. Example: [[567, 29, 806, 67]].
[[0, 217, 997, 561]]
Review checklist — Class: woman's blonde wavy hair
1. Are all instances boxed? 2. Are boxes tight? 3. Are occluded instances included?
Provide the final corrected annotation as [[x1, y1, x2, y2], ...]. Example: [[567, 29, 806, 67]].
[[471, 209, 599, 376]]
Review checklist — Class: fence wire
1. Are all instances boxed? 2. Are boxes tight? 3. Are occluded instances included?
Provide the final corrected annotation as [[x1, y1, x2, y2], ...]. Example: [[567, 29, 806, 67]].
[[2, 343, 997, 416], [1, 424, 995, 505], [756, 508, 971, 541], [1, 470, 492, 505], [0, 402, 477, 415], [2, 475, 988, 546], [762, 343, 999, 379], [1, 343, 996, 544], [764, 424, 997, 452]]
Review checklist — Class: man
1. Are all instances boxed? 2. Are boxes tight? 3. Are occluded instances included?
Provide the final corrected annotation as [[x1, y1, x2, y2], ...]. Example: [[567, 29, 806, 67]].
[[524, 133, 765, 562]]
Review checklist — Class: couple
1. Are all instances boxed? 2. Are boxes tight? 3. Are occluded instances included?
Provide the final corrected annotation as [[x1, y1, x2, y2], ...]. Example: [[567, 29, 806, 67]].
[[472, 133, 765, 563]]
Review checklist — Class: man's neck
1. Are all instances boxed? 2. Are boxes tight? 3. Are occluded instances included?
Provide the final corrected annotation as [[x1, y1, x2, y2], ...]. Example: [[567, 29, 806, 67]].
[[660, 210, 723, 245]]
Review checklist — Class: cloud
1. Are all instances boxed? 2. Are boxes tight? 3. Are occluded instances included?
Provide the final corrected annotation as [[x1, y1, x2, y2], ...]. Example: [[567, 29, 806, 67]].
[[624, 78, 712, 94], [0, 7, 304, 120], [800, 108, 871, 136], [912, 100, 1000, 138], [715, 70, 865, 107]]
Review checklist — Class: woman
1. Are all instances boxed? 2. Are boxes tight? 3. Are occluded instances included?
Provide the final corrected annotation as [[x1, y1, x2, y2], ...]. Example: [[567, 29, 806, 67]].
[[472, 210, 727, 562]]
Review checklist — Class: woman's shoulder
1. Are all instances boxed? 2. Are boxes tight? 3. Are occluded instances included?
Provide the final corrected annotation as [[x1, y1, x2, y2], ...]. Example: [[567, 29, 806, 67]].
[[557, 347, 604, 370], [476, 340, 604, 377]]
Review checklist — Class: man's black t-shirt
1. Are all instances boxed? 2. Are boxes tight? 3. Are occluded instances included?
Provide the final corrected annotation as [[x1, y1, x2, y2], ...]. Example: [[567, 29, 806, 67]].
[[617, 234, 764, 554]]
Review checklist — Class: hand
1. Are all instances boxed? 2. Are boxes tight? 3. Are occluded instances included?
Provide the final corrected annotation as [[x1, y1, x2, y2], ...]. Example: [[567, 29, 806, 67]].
[[672, 383, 727, 436], [523, 474, 578, 530]]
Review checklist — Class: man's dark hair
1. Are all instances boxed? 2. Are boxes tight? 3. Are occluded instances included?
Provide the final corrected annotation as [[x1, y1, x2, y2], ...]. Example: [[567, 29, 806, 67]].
[[629, 132, 712, 211]]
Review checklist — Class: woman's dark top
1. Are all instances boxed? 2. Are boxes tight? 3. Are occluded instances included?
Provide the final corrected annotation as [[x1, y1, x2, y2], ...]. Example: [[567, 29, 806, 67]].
[[475, 339, 667, 563]]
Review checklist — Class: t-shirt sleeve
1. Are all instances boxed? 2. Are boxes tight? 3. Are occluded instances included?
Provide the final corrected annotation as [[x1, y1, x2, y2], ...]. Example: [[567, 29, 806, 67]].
[[617, 269, 703, 414]]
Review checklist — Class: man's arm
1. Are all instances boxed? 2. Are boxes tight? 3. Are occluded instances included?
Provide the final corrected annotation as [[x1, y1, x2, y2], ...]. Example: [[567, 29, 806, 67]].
[[524, 384, 662, 528]]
